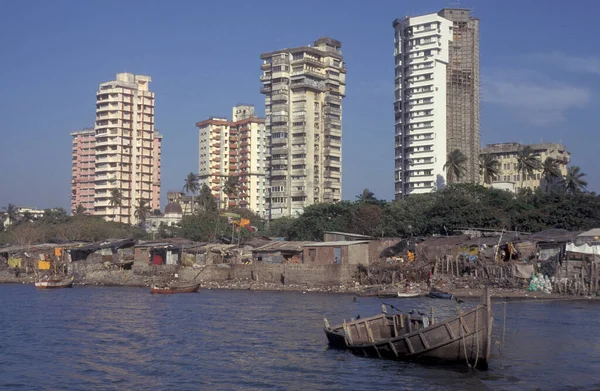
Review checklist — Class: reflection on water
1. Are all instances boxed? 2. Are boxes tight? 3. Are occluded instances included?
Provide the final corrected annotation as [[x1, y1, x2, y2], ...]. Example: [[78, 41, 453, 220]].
[[0, 285, 599, 390]]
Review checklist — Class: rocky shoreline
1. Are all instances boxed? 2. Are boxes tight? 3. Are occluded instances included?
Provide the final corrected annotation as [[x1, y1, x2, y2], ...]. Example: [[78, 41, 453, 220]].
[[1, 270, 598, 301]]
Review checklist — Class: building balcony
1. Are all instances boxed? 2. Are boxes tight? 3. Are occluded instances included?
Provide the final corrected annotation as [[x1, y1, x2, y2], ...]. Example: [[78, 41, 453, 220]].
[[260, 86, 272, 94], [271, 93, 288, 102], [290, 79, 325, 91], [324, 107, 342, 116]]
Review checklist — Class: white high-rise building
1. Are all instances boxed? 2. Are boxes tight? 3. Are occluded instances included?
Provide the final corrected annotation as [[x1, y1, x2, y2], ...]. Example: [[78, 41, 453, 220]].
[[393, 9, 480, 198]]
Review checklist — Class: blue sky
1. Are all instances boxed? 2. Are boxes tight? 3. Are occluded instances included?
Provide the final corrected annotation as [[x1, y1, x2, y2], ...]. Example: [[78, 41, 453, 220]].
[[1, 0, 599, 210]]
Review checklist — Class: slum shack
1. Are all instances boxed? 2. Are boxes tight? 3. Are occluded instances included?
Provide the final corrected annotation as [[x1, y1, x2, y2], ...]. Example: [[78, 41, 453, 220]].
[[252, 241, 314, 264], [70, 239, 136, 269], [562, 229, 600, 295], [0, 243, 66, 275], [528, 229, 580, 278], [134, 241, 182, 266], [303, 241, 370, 265]]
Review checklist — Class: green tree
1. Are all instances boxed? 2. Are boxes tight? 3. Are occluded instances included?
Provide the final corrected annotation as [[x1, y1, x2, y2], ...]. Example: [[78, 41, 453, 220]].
[[109, 188, 123, 221], [179, 211, 227, 242], [223, 176, 239, 208], [134, 199, 152, 223], [74, 204, 87, 216], [444, 149, 468, 184], [356, 188, 376, 202], [479, 153, 501, 185], [183, 172, 199, 196], [3, 203, 19, 226], [541, 157, 562, 192], [196, 183, 217, 212], [516, 146, 541, 190], [563, 165, 587, 194]]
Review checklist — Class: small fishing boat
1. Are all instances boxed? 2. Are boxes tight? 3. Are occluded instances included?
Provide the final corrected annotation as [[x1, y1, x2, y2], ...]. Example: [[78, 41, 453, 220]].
[[150, 282, 200, 294], [396, 290, 421, 298], [324, 289, 492, 369], [428, 290, 455, 300], [35, 276, 74, 289]]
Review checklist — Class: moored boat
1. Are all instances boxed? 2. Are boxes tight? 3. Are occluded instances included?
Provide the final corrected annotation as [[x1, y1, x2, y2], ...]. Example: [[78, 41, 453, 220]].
[[324, 288, 493, 369], [35, 276, 74, 289], [427, 290, 455, 300], [396, 290, 421, 298], [150, 282, 200, 294]]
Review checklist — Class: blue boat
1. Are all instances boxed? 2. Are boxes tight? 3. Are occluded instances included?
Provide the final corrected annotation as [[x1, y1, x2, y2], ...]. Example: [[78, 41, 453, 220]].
[[427, 290, 454, 300]]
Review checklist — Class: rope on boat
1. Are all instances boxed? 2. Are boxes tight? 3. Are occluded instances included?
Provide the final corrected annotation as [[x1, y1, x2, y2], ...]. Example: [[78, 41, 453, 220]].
[[458, 309, 472, 369], [474, 306, 480, 369], [502, 301, 507, 351]]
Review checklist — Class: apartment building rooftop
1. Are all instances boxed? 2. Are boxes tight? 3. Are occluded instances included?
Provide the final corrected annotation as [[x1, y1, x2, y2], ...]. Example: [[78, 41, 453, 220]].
[[260, 36, 343, 60]]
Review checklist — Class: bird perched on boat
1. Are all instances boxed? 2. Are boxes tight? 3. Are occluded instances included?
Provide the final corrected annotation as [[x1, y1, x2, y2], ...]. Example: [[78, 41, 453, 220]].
[[418, 310, 426, 316], [356, 314, 361, 319], [408, 310, 415, 315]]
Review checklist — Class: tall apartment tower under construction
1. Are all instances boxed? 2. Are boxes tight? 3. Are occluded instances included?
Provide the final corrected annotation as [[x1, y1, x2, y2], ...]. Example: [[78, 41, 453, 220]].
[[393, 8, 479, 198], [260, 37, 346, 219]]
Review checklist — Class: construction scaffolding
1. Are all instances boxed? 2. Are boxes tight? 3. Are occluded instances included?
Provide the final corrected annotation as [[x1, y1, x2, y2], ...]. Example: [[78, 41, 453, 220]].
[[439, 8, 481, 184]]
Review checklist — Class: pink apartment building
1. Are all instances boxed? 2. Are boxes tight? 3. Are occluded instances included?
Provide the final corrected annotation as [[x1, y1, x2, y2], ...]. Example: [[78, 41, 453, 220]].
[[70, 128, 96, 214]]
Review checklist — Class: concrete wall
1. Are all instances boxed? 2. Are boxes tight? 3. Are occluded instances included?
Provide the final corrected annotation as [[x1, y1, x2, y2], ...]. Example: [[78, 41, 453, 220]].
[[303, 244, 369, 265]]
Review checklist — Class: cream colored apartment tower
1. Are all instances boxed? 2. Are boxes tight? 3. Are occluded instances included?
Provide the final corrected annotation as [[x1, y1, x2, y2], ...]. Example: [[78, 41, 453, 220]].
[[94, 73, 162, 224], [196, 105, 268, 217], [260, 37, 346, 219], [481, 142, 570, 192]]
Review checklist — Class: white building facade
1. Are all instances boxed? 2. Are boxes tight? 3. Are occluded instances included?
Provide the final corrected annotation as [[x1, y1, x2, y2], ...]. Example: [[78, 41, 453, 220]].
[[393, 14, 453, 198]]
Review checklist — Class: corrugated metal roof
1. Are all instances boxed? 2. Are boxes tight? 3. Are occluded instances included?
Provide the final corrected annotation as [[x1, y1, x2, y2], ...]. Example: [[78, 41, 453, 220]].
[[304, 240, 371, 247], [253, 241, 316, 252], [578, 228, 600, 238], [323, 231, 375, 239]]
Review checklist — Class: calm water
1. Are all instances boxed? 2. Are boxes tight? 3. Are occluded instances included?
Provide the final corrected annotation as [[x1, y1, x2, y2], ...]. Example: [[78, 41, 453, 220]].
[[0, 285, 599, 391]]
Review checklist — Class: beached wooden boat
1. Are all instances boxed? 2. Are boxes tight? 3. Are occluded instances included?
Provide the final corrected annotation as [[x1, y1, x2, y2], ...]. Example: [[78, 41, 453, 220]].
[[35, 276, 74, 289], [324, 289, 492, 369], [150, 282, 200, 294], [396, 290, 421, 298]]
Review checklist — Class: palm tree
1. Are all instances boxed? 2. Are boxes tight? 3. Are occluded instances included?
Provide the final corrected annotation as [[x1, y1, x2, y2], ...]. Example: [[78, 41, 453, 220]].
[[541, 157, 562, 192], [196, 184, 217, 212], [134, 199, 152, 223], [109, 188, 123, 220], [516, 146, 541, 190], [183, 173, 199, 196], [2, 203, 19, 226], [223, 176, 239, 208], [356, 188, 376, 203], [444, 149, 468, 184], [74, 204, 86, 216], [479, 153, 501, 185], [563, 165, 587, 194]]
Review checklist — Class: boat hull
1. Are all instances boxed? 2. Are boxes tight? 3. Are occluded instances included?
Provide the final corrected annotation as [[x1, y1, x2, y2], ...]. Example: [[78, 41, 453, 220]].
[[35, 276, 74, 289], [150, 283, 200, 294], [427, 291, 454, 300], [324, 290, 493, 369]]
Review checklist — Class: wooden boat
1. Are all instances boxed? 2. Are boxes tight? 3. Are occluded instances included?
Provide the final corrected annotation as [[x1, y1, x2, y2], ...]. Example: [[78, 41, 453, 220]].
[[150, 282, 200, 294], [428, 290, 455, 300], [324, 288, 492, 369], [396, 290, 421, 298], [35, 276, 74, 289]]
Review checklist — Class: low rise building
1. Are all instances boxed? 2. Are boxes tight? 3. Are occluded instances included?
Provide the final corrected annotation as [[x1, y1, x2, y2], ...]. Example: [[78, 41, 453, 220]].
[[481, 142, 570, 192]]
